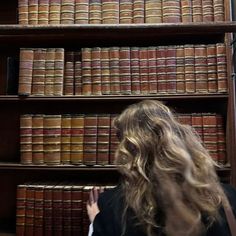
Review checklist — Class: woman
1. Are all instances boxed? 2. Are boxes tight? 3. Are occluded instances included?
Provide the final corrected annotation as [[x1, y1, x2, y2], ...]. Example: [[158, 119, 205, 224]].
[[87, 100, 236, 236]]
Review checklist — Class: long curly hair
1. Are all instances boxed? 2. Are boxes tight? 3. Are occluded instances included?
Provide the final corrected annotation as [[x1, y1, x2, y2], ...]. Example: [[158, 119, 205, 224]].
[[113, 100, 228, 236]]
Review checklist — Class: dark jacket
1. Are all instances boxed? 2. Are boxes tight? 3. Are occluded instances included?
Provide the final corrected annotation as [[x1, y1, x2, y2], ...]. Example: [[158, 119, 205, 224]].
[[92, 184, 236, 236]]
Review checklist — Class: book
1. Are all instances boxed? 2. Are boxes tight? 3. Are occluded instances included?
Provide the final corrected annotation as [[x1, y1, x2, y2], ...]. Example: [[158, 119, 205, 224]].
[[6, 57, 19, 95]]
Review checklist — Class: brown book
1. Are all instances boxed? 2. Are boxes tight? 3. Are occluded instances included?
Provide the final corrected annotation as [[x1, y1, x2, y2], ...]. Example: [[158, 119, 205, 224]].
[[64, 51, 75, 96], [82, 48, 92, 95], [91, 47, 102, 95], [29, 0, 39, 24], [44, 115, 61, 165], [20, 114, 33, 164], [191, 113, 203, 140], [32, 114, 44, 164], [192, 0, 203, 22], [75, 0, 89, 24], [61, 115, 71, 164], [16, 185, 27, 236], [202, 0, 214, 22], [71, 115, 84, 164], [34, 185, 44, 236], [213, 0, 224, 21], [120, 0, 133, 24], [49, 0, 61, 24], [207, 44, 217, 93], [74, 52, 82, 95], [194, 45, 208, 93], [109, 114, 119, 165], [109, 47, 120, 94], [61, 0, 75, 24], [145, 0, 162, 23], [139, 47, 149, 94], [97, 114, 110, 165], [102, 0, 119, 24], [133, 0, 144, 23], [101, 48, 111, 95], [83, 115, 98, 165], [38, 0, 49, 24], [62, 185, 72, 235], [177, 113, 192, 126], [181, 0, 192, 22], [44, 184, 53, 236], [89, 0, 102, 23], [176, 45, 185, 93], [148, 47, 157, 94], [216, 114, 226, 164], [18, 0, 29, 25], [163, 0, 181, 23], [54, 48, 65, 96], [18, 48, 34, 96], [45, 48, 55, 96]]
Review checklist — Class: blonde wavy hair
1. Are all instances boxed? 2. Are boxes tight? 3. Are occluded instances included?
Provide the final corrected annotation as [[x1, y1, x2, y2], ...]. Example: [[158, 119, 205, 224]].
[[113, 100, 228, 236]]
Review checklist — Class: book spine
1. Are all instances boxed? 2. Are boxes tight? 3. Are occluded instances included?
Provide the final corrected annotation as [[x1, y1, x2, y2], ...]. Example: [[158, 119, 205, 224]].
[[34, 185, 44, 236], [162, 0, 181, 23], [61, 0, 75, 24], [74, 52, 82, 95], [109, 47, 120, 94], [82, 48, 92, 95], [89, 0, 102, 23], [178, 113, 192, 126], [194, 44, 208, 93], [176, 45, 185, 93], [191, 113, 203, 140], [49, 0, 61, 24], [102, 0, 119, 24], [156, 46, 166, 93], [61, 114, 71, 164], [44, 115, 61, 165], [25, 185, 35, 236], [213, 0, 224, 21], [75, 0, 89, 24], [44, 185, 53, 236], [18, 0, 29, 25], [91, 47, 102, 95], [29, 0, 39, 24], [216, 114, 226, 164], [145, 0, 162, 23], [83, 115, 98, 165], [181, 0, 192, 22], [71, 115, 84, 164], [139, 47, 149, 94], [45, 48, 55, 96], [54, 48, 64, 96], [133, 0, 144, 23], [16, 185, 27, 236], [148, 46, 157, 94], [202, 0, 214, 22], [18, 48, 34, 96], [109, 114, 119, 164], [64, 51, 75, 95], [38, 0, 49, 24], [101, 48, 111, 94], [192, 0, 203, 22], [120, 0, 133, 24], [20, 114, 33, 164], [63, 186, 72, 235], [207, 44, 217, 93], [32, 114, 44, 164], [97, 114, 110, 165]]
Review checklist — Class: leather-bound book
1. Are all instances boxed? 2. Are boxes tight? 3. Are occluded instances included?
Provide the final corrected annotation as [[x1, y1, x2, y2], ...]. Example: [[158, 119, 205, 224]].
[[38, 0, 49, 24], [83, 115, 98, 165], [34, 185, 44, 236], [202, 0, 214, 22], [177, 113, 192, 126], [162, 0, 181, 23], [49, 0, 61, 24], [29, 0, 39, 24], [91, 47, 102, 95], [207, 44, 217, 93], [54, 48, 64, 96], [18, 48, 34, 96], [216, 43, 228, 93], [61, 115, 71, 164], [64, 51, 75, 96], [101, 48, 111, 95], [213, 0, 224, 21], [191, 113, 203, 140], [44, 115, 61, 165], [45, 48, 56, 96], [16, 185, 27, 236], [133, 0, 144, 23], [109, 114, 119, 165], [216, 114, 226, 164], [119, 47, 131, 95], [194, 45, 208, 93], [18, 0, 29, 25], [32, 114, 44, 164], [120, 0, 133, 24], [71, 115, 84, 164], [97, 114, 110, 165], [130, 47, 141, 94], [139, 47, 149, 94], [75, 0, 89, 24], [20, 114, 33, 164], [74, 52, 82, 95], [89, 0, 102, 24], [184, 44, 195, 93], [180, 0, 192, 22], [6, 57, 19, 95], [176, 45, 185, 93], [148, 47, 157, 94], [63, 185, 72, 236], [145, 0, 162, 23], [102, 0, 119, 24], [109, 47, 120, 94], [82, 48, 92, 95], [61, 0, 75, 24], [192, 0, 203, 22], [32, 48, 46, 96]]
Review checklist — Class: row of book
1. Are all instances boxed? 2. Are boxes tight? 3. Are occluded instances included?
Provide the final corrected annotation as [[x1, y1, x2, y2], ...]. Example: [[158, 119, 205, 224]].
[[18, 0, 226, 25], [16, 183, 111, 236], [20, 113, 227, 165], [18, 44, 228, 96]]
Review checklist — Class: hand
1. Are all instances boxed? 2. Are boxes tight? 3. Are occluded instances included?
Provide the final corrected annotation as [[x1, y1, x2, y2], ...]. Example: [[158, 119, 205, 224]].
[[87, 201, 100, 223]]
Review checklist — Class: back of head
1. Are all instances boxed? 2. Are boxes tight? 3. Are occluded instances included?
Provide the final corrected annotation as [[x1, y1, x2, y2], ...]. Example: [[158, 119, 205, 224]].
[[113, 100, 227, 236]]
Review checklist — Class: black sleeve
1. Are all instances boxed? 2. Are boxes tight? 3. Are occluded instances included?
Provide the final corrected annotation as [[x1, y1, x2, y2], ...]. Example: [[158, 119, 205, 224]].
[[222, 184, 236, 217]]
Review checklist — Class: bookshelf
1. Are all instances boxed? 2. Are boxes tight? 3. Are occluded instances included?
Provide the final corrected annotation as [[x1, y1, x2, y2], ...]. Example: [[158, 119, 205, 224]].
[[0, 0, 236, 235]]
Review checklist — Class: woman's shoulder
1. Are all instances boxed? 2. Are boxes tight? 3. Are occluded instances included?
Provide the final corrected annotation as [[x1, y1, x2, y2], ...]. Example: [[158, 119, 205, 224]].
[[221, 183, 236, 214]]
